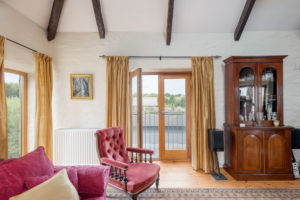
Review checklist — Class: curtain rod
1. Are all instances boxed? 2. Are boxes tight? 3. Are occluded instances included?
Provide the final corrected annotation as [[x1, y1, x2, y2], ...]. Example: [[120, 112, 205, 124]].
[[99, 55, 222, 60], [6, 38, 37, 53]]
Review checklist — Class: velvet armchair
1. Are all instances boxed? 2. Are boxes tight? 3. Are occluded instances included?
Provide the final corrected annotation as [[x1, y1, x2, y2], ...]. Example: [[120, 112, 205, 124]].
[[95, 126, 160, 200]]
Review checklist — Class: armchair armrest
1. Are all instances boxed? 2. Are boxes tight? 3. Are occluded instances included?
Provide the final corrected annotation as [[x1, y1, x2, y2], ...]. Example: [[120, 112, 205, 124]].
[[101, 158, 129, 170], [127, 147, 154, 163], [100, 158, 129, 192], [126, 147, 154, 154]]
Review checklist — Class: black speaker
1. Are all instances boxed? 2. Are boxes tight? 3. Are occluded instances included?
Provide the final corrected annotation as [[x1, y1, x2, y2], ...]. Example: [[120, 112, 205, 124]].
[[208, 129, 224, 152], [292, 129, 300, 149]]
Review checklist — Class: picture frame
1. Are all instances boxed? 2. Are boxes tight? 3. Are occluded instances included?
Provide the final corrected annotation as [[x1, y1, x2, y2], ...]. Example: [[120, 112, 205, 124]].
[[70, 74, 93, 100]]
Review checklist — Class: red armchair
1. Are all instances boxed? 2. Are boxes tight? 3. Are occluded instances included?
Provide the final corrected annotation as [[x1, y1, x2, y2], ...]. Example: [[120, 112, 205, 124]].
[[95, 126, 160, 200]]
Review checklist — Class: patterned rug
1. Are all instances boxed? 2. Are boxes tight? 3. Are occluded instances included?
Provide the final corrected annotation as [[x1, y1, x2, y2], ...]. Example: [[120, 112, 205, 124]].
[[106, 188, 300, 200]]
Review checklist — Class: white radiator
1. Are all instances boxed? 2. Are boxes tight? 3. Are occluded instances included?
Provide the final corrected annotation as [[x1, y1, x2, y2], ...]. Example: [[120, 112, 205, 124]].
[[54, 129, 101, 165]]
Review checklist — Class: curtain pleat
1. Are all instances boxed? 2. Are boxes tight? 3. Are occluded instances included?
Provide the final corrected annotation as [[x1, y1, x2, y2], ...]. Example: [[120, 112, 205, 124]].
[[0, 36, 8, 159], [105, 56, 131, 147], [191, 56, 216, 173], [34, 52, 53, 160]]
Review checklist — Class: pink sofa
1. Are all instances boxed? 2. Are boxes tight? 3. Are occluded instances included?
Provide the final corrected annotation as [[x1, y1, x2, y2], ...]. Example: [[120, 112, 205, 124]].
[[0, 147, 110, 200]]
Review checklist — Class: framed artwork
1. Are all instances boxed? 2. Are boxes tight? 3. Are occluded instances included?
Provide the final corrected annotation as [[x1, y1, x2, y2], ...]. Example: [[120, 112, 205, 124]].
[[70, 74, 93, 100]]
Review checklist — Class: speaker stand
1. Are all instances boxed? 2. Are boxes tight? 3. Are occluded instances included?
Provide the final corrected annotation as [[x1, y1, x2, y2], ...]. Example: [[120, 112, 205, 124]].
[[211, 151, 227, 181]]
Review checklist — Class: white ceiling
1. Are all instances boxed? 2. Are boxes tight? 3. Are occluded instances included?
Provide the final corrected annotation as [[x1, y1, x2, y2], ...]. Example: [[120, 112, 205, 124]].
[[3, 0, 300, 33]]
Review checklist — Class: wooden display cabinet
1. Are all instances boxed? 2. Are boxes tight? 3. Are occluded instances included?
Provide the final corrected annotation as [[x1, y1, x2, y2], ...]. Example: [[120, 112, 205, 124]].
[[223, 56, 294, 180]]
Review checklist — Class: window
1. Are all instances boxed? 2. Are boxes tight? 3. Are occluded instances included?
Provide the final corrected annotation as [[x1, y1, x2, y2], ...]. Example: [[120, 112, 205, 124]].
[[4, 69, 28, 158]]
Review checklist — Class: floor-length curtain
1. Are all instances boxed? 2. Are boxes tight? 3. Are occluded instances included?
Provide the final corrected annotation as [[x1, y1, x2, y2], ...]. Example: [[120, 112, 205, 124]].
[[106, 56, 131, 146], [0, 36, 8, 159], [34, 52, 53, 160], [191, 56, 216, 173]]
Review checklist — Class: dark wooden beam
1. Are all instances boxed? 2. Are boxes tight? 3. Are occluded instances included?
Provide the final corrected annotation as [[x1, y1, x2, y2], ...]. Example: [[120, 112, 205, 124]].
[[234, 0, 256, 41], [92, 0, 105, 39], [166, 0, 174, 45], [47, 0, 64, 41]]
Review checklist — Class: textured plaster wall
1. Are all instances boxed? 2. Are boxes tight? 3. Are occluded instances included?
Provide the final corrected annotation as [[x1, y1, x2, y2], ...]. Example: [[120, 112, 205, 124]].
[[1, 0, 300, 164], [0, 1, 52, 152], [52, 31, 300, 164]]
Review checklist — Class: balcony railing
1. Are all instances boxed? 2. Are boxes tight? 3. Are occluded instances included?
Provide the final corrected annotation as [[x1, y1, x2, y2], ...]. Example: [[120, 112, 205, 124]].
[[132, 113, 186, 159]]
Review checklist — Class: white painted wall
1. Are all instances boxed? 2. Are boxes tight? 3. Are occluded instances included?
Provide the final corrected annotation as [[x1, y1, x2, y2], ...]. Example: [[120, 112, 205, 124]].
[[52, 31, 300, 165], [1, 0, 300, 165], [0, 1, 52, 152]]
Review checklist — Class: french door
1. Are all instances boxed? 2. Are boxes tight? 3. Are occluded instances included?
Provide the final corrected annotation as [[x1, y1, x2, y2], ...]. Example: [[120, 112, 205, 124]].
[[159, 74, 191, 160], [130, 70, 191, 160]]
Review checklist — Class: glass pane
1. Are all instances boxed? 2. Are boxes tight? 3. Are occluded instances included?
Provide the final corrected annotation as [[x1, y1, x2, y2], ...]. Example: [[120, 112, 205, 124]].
[[142, 75, 159, 159], [239, 68, 255, 122], [261, 67, 277, 121], [5, 72, 22, 158], [164, 79, 186, 150], [131, 76, 138, 148]]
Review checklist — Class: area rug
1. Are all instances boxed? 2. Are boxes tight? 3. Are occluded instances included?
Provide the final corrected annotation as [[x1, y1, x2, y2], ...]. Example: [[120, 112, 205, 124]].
[[106, 188, 300, 200]]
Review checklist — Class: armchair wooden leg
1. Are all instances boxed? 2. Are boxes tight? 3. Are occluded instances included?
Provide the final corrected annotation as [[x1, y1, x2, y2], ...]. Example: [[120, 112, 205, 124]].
[[156, 173, 160, 191], [130, 194, 138, 200]]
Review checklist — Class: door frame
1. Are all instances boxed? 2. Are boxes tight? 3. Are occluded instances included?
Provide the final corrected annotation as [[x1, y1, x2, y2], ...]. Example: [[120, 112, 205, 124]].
[[129, 70, 192, 160], [158, 73, 191, 160]]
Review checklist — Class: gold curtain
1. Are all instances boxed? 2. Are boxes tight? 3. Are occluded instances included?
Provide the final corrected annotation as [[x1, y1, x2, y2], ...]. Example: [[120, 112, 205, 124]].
[[34, 52, 53, 160], [191, 57, 216, 173], [106, 56, 131, 146], [0, 36, 8, 159]]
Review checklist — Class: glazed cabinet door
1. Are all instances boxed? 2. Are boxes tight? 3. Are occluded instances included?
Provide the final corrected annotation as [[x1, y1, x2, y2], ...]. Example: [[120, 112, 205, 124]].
[[257, 63, 283, 126], [237, 130, 264, 173], [264, 130, 292, 174], [236, 63, 258, 127]]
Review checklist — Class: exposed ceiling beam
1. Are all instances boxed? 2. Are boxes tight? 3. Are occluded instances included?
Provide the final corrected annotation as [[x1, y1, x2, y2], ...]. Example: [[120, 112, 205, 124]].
[[234, 0, 256, 41], [47, 0, 64, 41], [92, 0, 105, 39], [166, 0, 174, 45]]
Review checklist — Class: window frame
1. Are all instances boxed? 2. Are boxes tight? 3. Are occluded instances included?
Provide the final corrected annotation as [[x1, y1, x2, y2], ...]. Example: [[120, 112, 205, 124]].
[[4, 68, 28, 156]]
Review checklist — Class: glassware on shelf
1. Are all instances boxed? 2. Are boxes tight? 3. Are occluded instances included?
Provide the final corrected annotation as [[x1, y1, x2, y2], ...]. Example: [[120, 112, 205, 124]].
[[272, 112, 277, 120], [261, 67, 277, 121], [239, 67, 255, 122]]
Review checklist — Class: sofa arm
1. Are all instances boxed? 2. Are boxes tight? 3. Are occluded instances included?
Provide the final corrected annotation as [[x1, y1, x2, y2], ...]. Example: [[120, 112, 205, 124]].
[[75, 165, 110, 196]]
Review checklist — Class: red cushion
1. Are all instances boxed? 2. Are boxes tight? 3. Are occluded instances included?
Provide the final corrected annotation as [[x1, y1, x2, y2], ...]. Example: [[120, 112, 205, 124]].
[[0, 146, 54, 200], [110, 163, 160, 194], [96, 127, 130, 163], [25, 168, 78, 191], [25, 175, 49, 189], [12, 146, 54, 179]]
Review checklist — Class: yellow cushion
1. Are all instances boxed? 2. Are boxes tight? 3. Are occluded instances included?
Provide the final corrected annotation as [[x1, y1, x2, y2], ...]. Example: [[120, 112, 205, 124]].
[[10, 169, 79, 200]]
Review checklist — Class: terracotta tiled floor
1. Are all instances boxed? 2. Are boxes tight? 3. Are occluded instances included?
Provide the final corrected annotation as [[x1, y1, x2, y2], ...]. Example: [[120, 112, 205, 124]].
[[155, 160, 300, 188]]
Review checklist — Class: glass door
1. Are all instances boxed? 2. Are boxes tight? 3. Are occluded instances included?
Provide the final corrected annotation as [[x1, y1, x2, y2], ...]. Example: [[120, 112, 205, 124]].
[[238, 66, 256, 126], [257, 63, 282, 126], [159, 74, 191, 159], [130, 68, 143, 148], [130, 72, 191, 160]]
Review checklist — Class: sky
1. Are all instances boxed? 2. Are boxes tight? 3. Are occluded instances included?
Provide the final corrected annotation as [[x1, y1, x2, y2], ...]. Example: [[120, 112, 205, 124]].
[[142, 75, 185, 95], [5, 72, 19, 83]]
